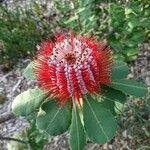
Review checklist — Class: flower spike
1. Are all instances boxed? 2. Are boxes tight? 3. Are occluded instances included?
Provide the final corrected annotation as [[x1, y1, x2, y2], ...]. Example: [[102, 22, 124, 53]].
[[34, 33, 112, 105]]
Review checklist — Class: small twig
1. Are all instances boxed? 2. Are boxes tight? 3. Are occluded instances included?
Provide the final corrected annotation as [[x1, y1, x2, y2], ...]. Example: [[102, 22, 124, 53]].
[[0, 112, 16, 124], [89, 144, 98, 150], [12, 78, 22, 92], [137, 145, 150, 150], [0, 72, 12, 83], [0, 135, 28, 145]]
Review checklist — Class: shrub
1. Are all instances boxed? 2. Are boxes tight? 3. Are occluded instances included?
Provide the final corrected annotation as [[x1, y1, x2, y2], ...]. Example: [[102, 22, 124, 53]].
[[55, 0, 150, 61], [0, 2, 53, 65]]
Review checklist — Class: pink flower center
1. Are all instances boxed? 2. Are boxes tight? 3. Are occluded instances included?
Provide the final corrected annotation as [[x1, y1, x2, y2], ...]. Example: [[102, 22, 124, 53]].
[[64, 53, 76, 65], [35, 35, 112, 103], [48, 38, 93, 67], [48, 38, 95, 96]]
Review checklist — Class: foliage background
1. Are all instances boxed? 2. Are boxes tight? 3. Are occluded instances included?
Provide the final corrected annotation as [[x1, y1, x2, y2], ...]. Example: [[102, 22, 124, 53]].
[[0, 0, 150, 65], [0, 0, 149, 149]]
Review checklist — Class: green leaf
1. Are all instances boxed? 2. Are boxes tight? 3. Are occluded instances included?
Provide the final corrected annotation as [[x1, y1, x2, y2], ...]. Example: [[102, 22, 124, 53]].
[[127, 15, 139, 28], [64, 16, 78, 24], [99, 98, 116, 116], [76, 7, 85, 14], [96, 86, 127, 115], [36, 100, 71, 136], [12, 89, 46, 116], [23, 61, 35, 80], [108, 36, 123, 52], [83, 94, 117, 144], [125, 48, 139, 61], [115, 101, 124, 114], [124, 31, 145, 46], [110, 79, 148, 97], [69, 103, 86, 150], [111, 61, 129, 80], [140, 18, 150, 28], [102, 86, 127, 103]]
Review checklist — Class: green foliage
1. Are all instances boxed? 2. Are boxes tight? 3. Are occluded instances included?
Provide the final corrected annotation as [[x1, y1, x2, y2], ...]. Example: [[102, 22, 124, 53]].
[[69, 103, 86, 150], [102, 86, 126, 104], [6, 118, 48, 150], [11, 88, 49, 150], [36, 100, 72, 136], [11, 59, 148, 149], [7, 0, 149, 148], [55, 0, 150, 61], [110, 79, 148, 97], [0, 2, 53, 64], [0, 0, 149, 64], [83, 94, 117, 144], [23, 61, 35, 80], [96, 94, 116, 116], [27, 118, 48, 150], [12, 88, 46, 116], [107, 0, 149, 61], [111, 61, 129, 80]]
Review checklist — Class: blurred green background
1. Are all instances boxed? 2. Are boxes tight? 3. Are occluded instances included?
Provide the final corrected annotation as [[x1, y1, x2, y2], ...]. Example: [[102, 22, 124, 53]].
[[0, 0, 150, 65]]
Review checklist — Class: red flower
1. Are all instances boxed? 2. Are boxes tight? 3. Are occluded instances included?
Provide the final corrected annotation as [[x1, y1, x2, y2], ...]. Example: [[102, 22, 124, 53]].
[[34, 33, 112, 105]]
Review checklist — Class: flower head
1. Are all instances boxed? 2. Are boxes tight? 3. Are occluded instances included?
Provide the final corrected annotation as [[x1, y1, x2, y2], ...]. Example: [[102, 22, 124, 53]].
[[34, 33, 112, 105]]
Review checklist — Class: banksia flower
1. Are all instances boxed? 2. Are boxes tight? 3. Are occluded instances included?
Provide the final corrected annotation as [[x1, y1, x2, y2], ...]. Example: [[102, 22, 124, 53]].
[[34, 33, 112, 105]]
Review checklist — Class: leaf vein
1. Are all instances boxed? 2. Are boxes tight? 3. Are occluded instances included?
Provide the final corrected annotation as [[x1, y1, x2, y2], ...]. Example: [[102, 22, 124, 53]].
[[74, 105, 80, 150], [45, 107, 62, 133], [86, 97, 109, 141], [112, 81, 147, 90]]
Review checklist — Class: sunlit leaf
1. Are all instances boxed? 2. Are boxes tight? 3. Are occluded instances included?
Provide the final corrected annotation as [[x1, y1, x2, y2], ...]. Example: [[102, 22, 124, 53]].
[[36, 100, 71, 136], [110, 79, 148, 97], [69, 103, 86, 150], [83, 94, 117, 144], [12, 89, 46, 116]]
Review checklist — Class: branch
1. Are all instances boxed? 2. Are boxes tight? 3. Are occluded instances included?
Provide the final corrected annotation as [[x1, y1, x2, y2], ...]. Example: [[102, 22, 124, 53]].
[[0, 135, 28, 144], [0, 112, 16, 124]]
